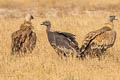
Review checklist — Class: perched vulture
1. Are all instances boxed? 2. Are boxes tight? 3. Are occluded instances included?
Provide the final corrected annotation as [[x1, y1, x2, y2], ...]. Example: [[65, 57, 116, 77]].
[[11, 14, 37, 55], [77, 16, 118, 58], [40, 21, 79, 58]]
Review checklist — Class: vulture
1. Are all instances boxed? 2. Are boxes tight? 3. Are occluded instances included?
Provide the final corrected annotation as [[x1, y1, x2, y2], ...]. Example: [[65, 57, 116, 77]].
[[77, 16, 118, 58], [11, 14, 37, 55], [40, 21, 79, 58]]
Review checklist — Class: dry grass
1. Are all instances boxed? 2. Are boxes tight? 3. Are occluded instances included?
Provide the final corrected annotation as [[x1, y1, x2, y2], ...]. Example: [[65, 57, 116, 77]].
[[0, 0, 120, 80]]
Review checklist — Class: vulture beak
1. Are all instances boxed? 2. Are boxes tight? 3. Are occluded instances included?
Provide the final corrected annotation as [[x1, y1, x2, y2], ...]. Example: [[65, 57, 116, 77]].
[[40, 23, 44, 25], [31, 16, 34, 19]]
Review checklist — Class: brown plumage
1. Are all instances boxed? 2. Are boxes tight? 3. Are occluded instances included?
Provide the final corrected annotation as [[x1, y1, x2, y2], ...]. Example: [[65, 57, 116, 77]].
[[77, 16, 118, 58], [11, 14, 37, 55]]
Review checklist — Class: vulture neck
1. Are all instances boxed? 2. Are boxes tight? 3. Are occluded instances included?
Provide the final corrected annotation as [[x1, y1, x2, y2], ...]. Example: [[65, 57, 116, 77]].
[[24, 20, 32, 24], [104, 19, 114, 30], [20, 20, 33, 30], [46, 25, 51, 32]]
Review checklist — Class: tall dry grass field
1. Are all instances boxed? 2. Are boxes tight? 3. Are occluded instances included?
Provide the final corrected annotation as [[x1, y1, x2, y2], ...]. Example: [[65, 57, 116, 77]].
[[0, 0, 120, 80]]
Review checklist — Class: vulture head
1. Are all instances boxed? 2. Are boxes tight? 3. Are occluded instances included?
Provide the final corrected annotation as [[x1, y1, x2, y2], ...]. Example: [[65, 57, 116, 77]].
[[109, 16, 118, 22], [25, 14, 34, 22], [40, 21, 51, 27]]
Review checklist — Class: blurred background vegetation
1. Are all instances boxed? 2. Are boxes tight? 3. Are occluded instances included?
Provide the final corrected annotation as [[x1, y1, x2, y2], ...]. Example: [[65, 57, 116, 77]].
[[0, 0, 120, 11]]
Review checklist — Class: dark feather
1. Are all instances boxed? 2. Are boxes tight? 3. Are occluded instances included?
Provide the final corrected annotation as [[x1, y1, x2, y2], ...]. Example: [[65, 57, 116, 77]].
[[46, 30, 79, 57], [55, 31, 78, 46], [41, 21, 79, 57]]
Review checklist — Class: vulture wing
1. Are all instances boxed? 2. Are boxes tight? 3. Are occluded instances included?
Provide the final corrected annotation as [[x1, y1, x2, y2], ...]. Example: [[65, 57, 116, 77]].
[[55, 31, 79, 51], [90, 30, 116, 50], [11, 29, 32, 53], [80, 27, 112, 53]]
